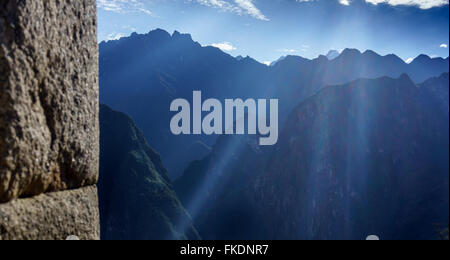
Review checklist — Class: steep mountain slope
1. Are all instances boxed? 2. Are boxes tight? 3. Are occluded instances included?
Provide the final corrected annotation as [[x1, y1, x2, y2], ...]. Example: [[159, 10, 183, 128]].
[[176, 74, 449, 240], [255, 74, 449, 240], [174, 134, 273, 239], [99, 29, 269, 178], [99, 29, 448, 178], [98, 104, 200, 240], [419, 73, 449, 117]]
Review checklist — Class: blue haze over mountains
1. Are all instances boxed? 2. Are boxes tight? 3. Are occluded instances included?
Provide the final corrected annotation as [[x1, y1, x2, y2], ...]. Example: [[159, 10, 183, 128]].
[[98, 29, 449, 240], [99, 29, 449, 179], [175, 73, 449, 240]]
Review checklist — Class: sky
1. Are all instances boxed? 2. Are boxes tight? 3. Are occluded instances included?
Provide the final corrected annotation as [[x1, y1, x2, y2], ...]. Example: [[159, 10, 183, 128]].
[[97, 0, 449, 64]]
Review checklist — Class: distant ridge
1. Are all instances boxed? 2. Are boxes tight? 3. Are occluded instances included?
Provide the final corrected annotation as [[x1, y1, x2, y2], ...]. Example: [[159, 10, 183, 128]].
[[99, 28, 449, 178], [100, 29, 449, 84]]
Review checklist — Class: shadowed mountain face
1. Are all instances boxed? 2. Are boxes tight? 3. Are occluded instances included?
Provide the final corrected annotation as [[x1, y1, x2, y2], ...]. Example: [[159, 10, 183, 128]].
[[175, 74, 449, 240], [255, 74, 449, 240], [98, 104, 200, 240], [99, 29, 269, 178], [410, 56, 450, 84], [99, 29, 449, 178], [419, 73, 449, 117], [174, 134, 274, 240]]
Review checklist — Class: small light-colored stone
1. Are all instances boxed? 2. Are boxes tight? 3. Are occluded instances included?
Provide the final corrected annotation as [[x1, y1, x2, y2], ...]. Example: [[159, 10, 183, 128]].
[[0, 185, 100, 240]]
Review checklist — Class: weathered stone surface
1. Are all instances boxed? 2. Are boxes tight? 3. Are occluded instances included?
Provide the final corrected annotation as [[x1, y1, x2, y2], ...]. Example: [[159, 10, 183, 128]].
[[0, 0, 99, 202], [0, 185, 100, 240]]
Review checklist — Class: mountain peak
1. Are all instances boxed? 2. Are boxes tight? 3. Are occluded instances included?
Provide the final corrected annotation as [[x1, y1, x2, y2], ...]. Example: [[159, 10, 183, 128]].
[[286, 55, 309, 62], [399, 73, 413, 82], [240, 55, 262, 65], [274, 55, 310, 67], [149, 28, 171, 37], [172, 30, 193, 42], [317, 54, 329, 62], [395, 73, 418, 90], [363, 49, 379, 57], [143, 28, 172, 42], [99, 104, 201, 240], [326, 50, 340, 60], [340, 48, 362, 57], [269, 56, 287, 66], [413, 54, 432, 63]]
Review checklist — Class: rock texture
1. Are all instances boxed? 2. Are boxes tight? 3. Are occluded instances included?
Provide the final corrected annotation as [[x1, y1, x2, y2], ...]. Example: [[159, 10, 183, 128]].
[[175, 74, 449, 240], [0, 0, 99, 202], [0, 0, 100, 240], [255, 75, 449, 240], [0, 185, 99, 240]]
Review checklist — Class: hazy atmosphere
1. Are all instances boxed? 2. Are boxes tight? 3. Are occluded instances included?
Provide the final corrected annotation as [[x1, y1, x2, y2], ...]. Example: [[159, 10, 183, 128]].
[[98, 0, 449, 63]]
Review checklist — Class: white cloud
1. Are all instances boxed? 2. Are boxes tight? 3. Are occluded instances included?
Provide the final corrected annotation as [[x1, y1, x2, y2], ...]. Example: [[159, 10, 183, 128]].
[[107, 32, 125, 41], [405, 57, 414, 63], [234, 0, 269, 21], [211, 42, 237, 51], [195, 0, 236, 10], [277, 49, 298, 53], [193, 0, 269, 21], [97, 0, 152, 15], [297, 0, 449, 8], [440, 43, 448, 48], [263, 61, 272, 66], [365, 0, 449, 9]]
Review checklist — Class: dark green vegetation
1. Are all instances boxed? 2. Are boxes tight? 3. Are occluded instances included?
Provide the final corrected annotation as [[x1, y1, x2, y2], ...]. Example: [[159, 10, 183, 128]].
[[98, 105, 199, 240]]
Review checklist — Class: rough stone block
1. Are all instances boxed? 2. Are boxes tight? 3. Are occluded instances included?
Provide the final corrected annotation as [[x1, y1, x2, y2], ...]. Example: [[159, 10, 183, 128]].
[[0, 185, 100, 240], [0, 0, 99, 202]]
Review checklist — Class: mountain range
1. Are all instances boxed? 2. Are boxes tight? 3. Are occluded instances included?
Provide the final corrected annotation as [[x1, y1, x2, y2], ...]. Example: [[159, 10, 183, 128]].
[[99, 29, 449, 179], [98, 28, 449, 240], [255, 73, 449, 240], [175, 73, 449, 240]]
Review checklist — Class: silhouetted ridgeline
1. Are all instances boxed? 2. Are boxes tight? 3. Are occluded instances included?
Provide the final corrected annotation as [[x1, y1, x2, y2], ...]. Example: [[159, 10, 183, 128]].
[[99, 29, 449, 179], [2, 1, 446, 241], [99, 105, 200, 240], [99, 29, 449, 240]]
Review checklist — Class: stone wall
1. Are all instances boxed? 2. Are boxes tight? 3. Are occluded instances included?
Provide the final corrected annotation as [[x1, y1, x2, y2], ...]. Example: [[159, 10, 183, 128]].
[[0, 0, 100, 240]]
